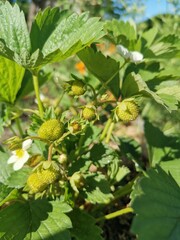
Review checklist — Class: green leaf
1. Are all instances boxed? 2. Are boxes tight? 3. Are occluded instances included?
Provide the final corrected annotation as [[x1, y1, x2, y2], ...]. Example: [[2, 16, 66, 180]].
[[144, 119, 179, 149], [26, 201, 72, 240], [122, 72, 168, 109], [30, 8, 67, 53], [30, 11, 104, 69], [82, 173, 113, 204], [0, 151, 13, 184], [0, 3, 104, 70], [0, 2, 31, 65], [5, 167, 32, 189], [0, 56, 25, 103], [78, 47, 120, 98], [69, 208, 103, 240], [142, 27, 158, 47], [105, 19, 137, 44], [89, 143, 120, 167], [0, 200, 72, 240], [131, 166, 180, 240], [160, 159, 180, 186], [0, 183, 13, 203], [0, 185, 19, 207], [156, 80, 180, 110]]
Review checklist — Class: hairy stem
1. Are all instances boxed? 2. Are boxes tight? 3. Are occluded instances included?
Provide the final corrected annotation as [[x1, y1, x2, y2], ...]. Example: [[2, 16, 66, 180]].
[[15, 117, 23, 137], [96, 207, 133, 222], [48, 144, 53, 161], [105, 121, 115, 144], [87, 84, 97, 104], [33, 74, 44, 118], [100, 117, 113, 141]]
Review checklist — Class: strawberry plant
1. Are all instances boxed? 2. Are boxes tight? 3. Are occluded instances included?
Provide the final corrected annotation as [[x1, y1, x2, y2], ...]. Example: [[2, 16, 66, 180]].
[[0, 1, 180, 240]]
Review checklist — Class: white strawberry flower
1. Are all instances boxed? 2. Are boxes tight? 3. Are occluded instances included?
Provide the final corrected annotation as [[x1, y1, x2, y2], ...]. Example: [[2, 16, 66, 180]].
[[7, 139, 32, 171], [117, 45, 130, 59], [128, 51, 143, 63], [117, 44, 143, 63]]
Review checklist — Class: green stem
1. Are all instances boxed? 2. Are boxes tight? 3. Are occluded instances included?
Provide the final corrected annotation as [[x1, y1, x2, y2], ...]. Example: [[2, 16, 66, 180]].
[[105, 121, 115, 144], [48, 144, 53, 161], [100, 117, 113, 141], [15, 117, 23, 137], [74, 125, 89, 156], [9, 125, 17, 136], [55, 92, 65, 109], [98, 69, 120, 94], [33, 74, 44, 118], [25, 136, 51, 145], [113, 179, 135, 201], [55, 132, 71, 145], [87, 84, 97, 103], [98, 60, 128, 94], [96, 207, 133, 222]]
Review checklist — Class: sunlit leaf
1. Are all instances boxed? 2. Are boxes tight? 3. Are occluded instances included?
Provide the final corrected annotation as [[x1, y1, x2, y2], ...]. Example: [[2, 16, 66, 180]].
[[131, 166, 180, 240], [0, 200, 72, 240], [78, 47, 120, 98], [0, 56, 25, 103]]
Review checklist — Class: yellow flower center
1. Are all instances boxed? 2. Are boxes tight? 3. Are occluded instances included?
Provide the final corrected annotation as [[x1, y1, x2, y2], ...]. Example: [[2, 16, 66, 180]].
[[15, 149, 24, 158]]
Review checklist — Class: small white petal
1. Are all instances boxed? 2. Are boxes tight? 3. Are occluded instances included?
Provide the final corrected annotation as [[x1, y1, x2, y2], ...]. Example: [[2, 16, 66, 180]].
[[22, 139, 32, 150], [117, 45, 130, 59], [13, 160, 25, 171], [129, 51, 143, 63], [13, 151, 30, 171], [7, 155, 18, 164], [21, 151, 30, 163]]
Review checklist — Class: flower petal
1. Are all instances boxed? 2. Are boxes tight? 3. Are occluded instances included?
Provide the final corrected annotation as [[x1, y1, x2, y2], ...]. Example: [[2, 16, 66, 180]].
[[13, 151, 30, 171], [22, 151, 30, 162], [7, 155, 18, 164], [13, 160, 25, 171], [129, 51, 143, 63], [117, 45, 130, 59], [22, 139, 32, 150]]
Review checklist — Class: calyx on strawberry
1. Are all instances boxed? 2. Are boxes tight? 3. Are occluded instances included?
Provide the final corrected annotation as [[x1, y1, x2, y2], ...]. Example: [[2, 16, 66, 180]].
[[115, 99, 139, 122], [38, 119, 64, 141]]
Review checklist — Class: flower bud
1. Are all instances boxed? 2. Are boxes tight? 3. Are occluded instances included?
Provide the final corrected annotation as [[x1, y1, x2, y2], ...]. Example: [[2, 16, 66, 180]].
[[70, 172, 84, 193]]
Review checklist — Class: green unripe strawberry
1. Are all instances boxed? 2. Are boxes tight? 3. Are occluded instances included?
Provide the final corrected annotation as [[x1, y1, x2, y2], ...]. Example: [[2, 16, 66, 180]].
[[38, 119, 64, 141], [82, 106, 96, 121], [115, 100, 138, 122], [38, 168, 59, 185], [70, 172, 84, 193], [71, 80, 86, 96], [27, 173, 47, 193]]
